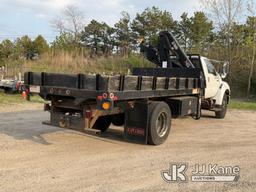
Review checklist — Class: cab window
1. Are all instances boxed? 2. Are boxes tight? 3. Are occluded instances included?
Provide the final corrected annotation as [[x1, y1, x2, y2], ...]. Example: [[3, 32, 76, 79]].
[[205, 59, 216, 75]]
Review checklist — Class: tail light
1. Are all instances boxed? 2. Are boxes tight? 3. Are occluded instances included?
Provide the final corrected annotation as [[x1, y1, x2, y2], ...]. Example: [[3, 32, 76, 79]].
[[102, 101, 111, 110]]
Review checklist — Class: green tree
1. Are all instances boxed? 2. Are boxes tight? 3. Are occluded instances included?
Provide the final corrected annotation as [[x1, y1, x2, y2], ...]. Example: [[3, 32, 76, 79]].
[[244, 16, 256, 97], [100, 23, 115, 55], [0, 39, 14, 59], [51, 32, 75, 51], [114, 11, 132, 56], [189, 12, 213, 53], [15, 36, 34, 59], [33, 35, 49, 55], [174, 13, 192, 51], [131, 7, 175, 46], [81, 20, 114, 55], [201, 0, 243, 82]]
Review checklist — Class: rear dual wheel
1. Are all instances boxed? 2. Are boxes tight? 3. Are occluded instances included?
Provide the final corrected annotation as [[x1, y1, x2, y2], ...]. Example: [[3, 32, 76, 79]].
[[93, 101, 172, 145], [148, 102, 172, 145]]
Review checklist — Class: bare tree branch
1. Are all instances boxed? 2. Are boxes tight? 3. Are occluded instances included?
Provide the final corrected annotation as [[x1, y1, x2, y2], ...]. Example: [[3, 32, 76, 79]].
[[201, 0, 243, 30], [50, 5, 85, 43], [246, 0, 256, 97], [200, 0, 243, 82]]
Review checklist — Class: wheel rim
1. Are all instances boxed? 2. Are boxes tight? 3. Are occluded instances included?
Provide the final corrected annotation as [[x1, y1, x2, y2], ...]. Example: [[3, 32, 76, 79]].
[[156, 112, 168, 137]]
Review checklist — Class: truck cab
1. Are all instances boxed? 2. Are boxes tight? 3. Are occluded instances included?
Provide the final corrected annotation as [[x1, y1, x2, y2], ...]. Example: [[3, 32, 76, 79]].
[[189, 55, 230, 118]]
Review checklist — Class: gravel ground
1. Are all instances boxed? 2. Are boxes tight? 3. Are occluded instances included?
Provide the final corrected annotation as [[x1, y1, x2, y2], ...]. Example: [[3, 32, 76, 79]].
[[0, 108, 256, 192], [0, 103, 42, 113]]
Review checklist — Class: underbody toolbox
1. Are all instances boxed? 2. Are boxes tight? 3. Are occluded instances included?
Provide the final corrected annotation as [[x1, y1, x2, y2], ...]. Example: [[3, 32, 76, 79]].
[[166, 96, 198, 117]]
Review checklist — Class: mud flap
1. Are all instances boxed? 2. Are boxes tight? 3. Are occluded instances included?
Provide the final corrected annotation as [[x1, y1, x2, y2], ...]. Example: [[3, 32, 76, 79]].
[[124, 101, 149, 144]]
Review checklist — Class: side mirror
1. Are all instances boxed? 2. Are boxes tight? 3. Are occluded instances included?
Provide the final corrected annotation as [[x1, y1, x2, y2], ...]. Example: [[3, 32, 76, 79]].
[[221, 62, 229, 79]]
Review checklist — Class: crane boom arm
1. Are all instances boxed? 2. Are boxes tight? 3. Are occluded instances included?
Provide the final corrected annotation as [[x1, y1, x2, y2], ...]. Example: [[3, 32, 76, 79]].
[[141, 31, 195, 68]]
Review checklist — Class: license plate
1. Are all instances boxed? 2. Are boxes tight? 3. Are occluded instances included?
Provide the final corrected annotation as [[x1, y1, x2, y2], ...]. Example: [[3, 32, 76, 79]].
[[30, 85, 40, 93]]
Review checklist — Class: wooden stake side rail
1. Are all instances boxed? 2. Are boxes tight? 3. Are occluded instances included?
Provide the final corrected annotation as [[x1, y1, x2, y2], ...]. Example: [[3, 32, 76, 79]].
[[25, 68, 202, 101], [38, 86, 200, 101]]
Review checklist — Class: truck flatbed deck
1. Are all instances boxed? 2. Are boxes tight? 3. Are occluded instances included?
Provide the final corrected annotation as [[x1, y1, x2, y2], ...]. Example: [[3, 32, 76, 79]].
[[25, 68, 202, 101], [24, 68, 203, 145]]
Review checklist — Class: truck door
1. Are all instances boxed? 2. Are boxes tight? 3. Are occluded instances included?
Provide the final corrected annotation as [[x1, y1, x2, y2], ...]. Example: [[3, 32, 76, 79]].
[[203, 58, 221, 98]]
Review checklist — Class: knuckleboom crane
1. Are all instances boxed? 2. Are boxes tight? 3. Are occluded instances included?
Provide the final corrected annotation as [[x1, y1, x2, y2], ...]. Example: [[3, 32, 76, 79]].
[[140, 31, 195, 69]]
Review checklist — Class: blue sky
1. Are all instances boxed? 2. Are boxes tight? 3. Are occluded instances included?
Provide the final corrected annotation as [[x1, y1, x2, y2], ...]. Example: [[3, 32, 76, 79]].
[[0, 0, 202, 42]]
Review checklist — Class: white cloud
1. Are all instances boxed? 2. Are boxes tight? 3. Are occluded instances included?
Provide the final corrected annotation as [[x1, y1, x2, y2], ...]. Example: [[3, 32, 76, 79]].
[[1, 0, 73, 18], [1, 0, 203, 24], [2, 0, 71, 10], [0, 0, 127, 24], [35, 13, 47, 19], [0, 0, 203, 38]]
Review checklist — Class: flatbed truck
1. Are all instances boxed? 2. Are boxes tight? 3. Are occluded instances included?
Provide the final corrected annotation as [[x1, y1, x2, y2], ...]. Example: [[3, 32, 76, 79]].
[[24, 31, 230, 145]]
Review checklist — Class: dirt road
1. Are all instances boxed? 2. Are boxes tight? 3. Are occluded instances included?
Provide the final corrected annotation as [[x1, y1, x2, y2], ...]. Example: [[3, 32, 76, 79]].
[[0, 103, 42, 113], [0, 109, 256, 192]]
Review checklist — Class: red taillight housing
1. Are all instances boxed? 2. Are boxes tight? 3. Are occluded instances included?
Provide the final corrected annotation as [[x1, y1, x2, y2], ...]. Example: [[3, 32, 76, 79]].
[[102, 93, 108, 99], [85, 110, 93, 119]]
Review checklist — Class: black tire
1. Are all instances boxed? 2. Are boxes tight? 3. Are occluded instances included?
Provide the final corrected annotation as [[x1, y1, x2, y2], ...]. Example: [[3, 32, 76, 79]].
[[148, 102, 171, 145], [111, 114, 125, 126], [93, 116, 112, 132], [215, 93, 228, 119]]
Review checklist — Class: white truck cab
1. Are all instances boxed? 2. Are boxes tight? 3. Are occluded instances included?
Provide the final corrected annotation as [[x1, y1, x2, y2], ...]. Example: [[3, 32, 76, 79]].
[[200, 57, 230, 118]]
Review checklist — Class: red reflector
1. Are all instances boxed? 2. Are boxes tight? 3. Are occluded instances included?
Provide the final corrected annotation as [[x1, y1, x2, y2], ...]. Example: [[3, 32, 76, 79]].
[[109, 93, 115, 99], [16, 82, 21, 90], [114, 96, 118, 101], [102, 93, 108, 99], [85, 110, 92, 118], [98, 96, 103, 100]]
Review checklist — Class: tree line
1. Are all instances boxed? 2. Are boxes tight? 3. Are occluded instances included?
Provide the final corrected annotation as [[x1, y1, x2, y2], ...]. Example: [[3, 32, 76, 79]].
[[0, 3, 255, 97]]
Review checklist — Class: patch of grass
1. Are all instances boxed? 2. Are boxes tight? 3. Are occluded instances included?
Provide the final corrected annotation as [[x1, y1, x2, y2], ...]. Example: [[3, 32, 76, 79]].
[[4, 52, 155, 78], [0, 91, 44, 105], [229, 99, 256, 110]]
